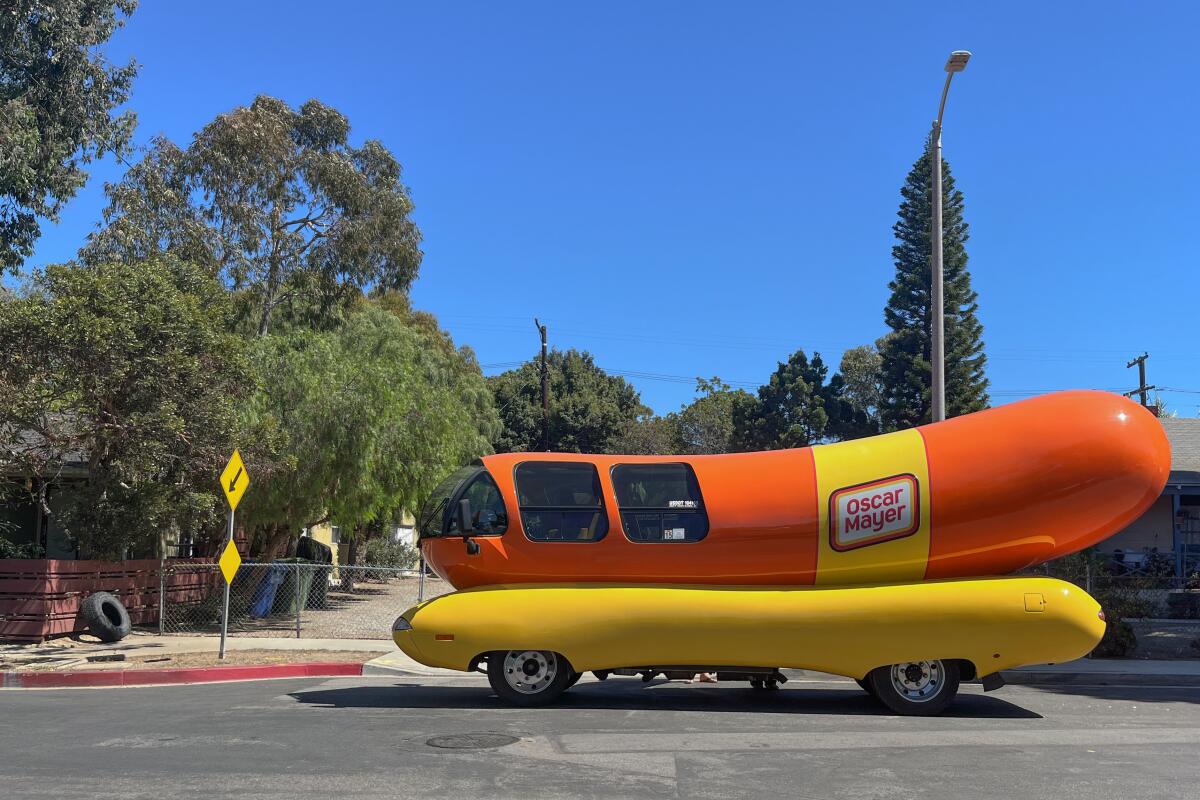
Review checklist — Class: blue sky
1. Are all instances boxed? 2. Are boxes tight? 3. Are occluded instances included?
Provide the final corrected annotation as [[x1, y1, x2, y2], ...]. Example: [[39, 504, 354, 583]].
[[25, 1, 1200, 415]]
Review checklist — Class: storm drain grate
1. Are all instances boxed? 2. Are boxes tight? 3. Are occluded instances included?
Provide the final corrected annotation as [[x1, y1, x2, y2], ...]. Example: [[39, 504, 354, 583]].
[[425, 733, 520, 750]]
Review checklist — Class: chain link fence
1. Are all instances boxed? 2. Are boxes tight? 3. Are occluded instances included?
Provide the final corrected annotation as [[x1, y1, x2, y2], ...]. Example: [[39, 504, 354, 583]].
[[159, 561, 453, 639], [1084, 575, 1200, 619], [1027, 563, 1200, 620]]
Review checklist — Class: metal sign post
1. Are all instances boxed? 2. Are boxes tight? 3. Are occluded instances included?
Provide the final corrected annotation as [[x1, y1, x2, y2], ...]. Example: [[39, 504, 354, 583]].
[[217, 450, 249, 660], [219, 508, 234, 659]]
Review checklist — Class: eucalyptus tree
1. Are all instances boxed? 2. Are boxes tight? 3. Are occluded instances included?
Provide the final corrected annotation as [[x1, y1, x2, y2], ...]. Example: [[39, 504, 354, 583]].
[[84, 95, 423, 334], [1, 0, 138, 272]]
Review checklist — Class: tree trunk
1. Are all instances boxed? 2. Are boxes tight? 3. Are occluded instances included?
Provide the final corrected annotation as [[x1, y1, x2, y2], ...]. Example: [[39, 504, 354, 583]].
[[339, 534, 358, 591]]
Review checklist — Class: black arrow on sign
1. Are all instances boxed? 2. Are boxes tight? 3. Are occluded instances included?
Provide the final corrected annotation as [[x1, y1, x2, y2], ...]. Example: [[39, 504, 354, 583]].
[[229, 466, 243, 493]]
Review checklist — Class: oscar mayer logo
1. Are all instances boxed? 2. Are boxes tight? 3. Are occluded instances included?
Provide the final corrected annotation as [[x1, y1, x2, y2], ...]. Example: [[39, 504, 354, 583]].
[[829, 473, 920, 551]]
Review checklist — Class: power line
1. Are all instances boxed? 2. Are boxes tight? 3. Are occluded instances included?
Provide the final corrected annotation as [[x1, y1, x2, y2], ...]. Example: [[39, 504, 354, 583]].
[[447, 319, 1200, 365]]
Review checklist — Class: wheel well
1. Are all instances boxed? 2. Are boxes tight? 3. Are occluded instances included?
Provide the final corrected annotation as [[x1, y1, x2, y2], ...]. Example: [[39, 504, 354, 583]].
[[950, 659, 977, 681]]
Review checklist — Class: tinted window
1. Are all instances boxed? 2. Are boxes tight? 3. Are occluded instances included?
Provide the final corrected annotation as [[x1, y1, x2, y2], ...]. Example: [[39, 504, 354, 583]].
[[514, 462, 608, 541], [449, 471, 508, 536], [612, 463, 708, 542]]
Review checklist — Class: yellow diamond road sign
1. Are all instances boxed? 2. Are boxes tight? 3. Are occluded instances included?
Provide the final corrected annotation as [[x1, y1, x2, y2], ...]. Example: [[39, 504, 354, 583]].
[[218, 539, 242, 585], [220, 450, 249, 511]]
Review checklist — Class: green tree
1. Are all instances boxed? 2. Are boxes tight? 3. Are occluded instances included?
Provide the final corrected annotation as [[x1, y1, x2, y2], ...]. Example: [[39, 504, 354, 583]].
[[733, 351, 871, 450], [0, 258, 250, 557], [609, 414, 680, 455], [838, 343, 884, 433], [84, 95, 423, 334], [879, 142, 988, 429], [0, 0, 138, 273], [489, 349, 647, 453], [675, 377, 755, 454], [240, 306, 497, 555]]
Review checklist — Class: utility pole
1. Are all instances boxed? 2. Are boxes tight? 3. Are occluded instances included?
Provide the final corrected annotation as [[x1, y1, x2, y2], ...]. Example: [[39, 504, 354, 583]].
[[1124, 352, 1155, 411], [534, 318, 549, 451]]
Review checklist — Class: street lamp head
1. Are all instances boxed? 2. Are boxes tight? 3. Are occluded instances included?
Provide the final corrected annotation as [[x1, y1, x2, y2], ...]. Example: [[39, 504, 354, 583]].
[[945, 50, 972, 73]]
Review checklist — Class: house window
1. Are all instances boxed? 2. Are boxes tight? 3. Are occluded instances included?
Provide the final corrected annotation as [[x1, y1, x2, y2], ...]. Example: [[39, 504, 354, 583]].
[[514, 462, 608, 541], [330, 525, 342, 544], [612, 463, 709, 543]]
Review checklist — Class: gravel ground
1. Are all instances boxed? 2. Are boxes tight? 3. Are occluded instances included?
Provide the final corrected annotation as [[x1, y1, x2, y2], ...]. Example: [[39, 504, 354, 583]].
[[162, 572, 453, 640]]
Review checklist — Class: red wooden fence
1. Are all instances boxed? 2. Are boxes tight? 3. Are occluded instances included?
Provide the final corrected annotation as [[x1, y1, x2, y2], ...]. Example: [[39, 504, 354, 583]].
[[0, 558, 217, 643]]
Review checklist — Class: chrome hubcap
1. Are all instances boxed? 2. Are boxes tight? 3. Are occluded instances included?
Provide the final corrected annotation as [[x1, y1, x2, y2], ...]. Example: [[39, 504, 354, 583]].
[[889, 660, 943, 702], [502, 650, 558, 694]]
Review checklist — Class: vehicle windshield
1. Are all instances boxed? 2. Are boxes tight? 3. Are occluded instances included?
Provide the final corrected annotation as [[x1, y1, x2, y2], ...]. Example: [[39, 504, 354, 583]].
[[418, 465, 480, 538]]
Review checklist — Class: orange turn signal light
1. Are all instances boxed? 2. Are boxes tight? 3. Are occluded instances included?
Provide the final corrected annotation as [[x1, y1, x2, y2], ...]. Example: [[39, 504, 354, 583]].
[[435, 633, 455, 641]]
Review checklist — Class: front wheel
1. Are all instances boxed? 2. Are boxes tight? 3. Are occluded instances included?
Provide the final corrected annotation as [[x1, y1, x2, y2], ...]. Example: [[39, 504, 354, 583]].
[[487, 650, 573, 706], [866, 660, 960, 716]]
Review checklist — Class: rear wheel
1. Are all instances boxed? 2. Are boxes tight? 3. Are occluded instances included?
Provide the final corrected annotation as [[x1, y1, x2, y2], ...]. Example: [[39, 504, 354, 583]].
[[855, 678, 877, 698], [866, 660, 960, 716], [487, 650, 573, 706]]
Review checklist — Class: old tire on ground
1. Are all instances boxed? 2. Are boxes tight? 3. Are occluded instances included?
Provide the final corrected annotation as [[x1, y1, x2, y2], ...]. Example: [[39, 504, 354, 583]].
[[487, 650, 573, 706], [80, 591, 132, 643], [866, 660, 960, 716]]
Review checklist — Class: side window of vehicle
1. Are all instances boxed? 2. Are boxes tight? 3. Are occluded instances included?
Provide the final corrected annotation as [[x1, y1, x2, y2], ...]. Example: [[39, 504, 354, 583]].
[[612, 463, 709, 543], [514, 462, 609, 542], [448, 471, 508, 536]]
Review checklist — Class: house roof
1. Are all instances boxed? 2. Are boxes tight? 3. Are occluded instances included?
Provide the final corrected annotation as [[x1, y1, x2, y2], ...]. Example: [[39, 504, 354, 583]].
[[1161, 417, 1200, 489]]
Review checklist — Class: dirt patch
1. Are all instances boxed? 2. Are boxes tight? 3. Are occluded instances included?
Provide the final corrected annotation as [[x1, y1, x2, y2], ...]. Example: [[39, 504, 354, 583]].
[[116, 650, 382, 670]]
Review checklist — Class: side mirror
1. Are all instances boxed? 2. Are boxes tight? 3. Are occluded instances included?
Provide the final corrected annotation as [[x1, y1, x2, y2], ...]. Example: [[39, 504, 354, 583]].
[[457, 498, 480, 556], [457, 499, 474, 534]]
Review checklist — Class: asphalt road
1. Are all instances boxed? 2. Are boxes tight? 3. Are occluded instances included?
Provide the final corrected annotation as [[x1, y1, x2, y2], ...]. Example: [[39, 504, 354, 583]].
[[2, 673, 1198, 799]]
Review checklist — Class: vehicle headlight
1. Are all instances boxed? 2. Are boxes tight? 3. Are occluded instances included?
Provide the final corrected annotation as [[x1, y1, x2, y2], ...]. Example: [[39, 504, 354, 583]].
[[392, 615, 413, 632]]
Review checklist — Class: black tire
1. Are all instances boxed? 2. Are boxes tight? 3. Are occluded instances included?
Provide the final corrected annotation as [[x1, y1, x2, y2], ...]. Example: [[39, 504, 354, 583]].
[[564, 670, 583, 689], [855, 678, 877, 698], [866, 660, 960, 716], [487, 650, 573, 707], [80, 591, 132, 643]]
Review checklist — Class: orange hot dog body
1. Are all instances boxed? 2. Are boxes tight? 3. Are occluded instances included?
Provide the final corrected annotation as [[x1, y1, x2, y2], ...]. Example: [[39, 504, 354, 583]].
[[422, 391, 1169, 590]]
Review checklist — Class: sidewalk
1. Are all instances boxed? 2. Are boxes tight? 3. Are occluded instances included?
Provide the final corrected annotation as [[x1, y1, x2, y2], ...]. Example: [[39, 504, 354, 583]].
[[1001, 658, 1200, 686]]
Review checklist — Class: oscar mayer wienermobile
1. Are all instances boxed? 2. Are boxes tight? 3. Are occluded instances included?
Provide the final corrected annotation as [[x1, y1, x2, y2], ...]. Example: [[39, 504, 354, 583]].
[[392, 390, 1169, 715]]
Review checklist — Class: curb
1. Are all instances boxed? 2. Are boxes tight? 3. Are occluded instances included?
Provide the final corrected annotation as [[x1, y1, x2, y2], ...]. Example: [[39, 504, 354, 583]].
[[1, 661, 364, 689], [1001, 670, 1200, 687], [360, 662, 462, 678]]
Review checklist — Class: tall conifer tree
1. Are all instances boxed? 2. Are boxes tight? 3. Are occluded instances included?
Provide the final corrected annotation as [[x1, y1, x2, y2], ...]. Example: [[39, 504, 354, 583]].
[[879, 142, 988, 429]]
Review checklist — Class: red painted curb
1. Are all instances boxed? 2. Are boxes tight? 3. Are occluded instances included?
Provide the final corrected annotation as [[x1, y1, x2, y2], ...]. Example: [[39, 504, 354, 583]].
[[1, 661, 364, 689]]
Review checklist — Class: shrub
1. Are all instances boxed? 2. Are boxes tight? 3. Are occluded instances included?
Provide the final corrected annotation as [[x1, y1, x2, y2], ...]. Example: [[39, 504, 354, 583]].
[[361, 536, 418, 574], [0, 536, 42, 559], [1093, 619, 1136, 658]]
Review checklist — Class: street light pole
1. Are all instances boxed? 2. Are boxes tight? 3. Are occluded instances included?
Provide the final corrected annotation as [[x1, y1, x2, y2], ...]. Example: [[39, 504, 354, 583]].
[[930, 50, 970, 423]]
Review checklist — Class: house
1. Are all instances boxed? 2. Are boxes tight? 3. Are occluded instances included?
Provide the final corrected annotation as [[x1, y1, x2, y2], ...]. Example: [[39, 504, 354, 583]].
[[1100, 417, 1200, 576], [303, 513, 417, 566], [0, 423, 88, 559]]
